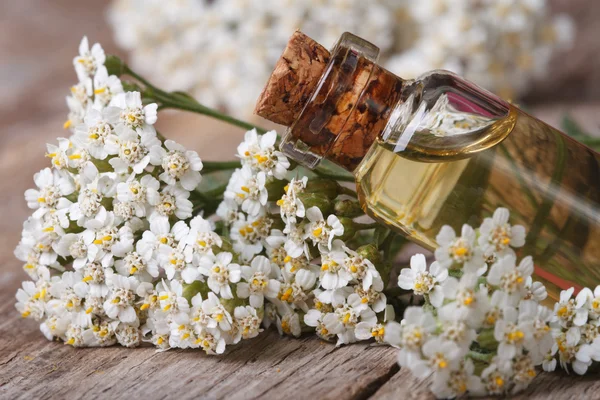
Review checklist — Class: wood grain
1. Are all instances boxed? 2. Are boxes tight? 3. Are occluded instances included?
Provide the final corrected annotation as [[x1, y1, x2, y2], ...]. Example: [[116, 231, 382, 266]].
[[1, 1, 600, 399]]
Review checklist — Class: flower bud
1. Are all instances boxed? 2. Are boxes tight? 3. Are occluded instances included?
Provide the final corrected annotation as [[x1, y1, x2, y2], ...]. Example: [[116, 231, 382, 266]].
[[220, 296, 248, 314], [334, 199, 363, 218], [338, 217, 356, 241], [305, 179, 340, 199], [182, 281, 209, 303], [356, 244, 382, 265], [266, 179, 288, 201], [476, 328, 499, 351], [104, 55, 126, 77], [297, 193, 333, 215]]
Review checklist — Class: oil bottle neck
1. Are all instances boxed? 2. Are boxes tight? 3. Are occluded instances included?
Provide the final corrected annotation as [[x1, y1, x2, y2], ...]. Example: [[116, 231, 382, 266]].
[[272, 32, 405, 172]]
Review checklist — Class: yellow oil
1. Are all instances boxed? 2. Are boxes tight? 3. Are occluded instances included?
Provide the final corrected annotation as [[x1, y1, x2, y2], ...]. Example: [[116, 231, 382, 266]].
[[355, 106, 600, 301]]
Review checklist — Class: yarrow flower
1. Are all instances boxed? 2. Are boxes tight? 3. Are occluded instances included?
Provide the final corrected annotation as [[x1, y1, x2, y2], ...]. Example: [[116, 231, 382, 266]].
[[16, 36, 596, 400], [14, 37, 267, 355], [385, 208, 583, 398], [108, 0, 573, 116]]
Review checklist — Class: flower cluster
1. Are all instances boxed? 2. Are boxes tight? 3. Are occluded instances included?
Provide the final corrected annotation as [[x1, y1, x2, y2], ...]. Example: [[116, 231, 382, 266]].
[[16, 36, 396, 354], [15, 37, 598, 400], [107, 0, 573, 116], [14, 37, 263, 354], [387, 0, 574, 100], [545, 286, 600, 375], [217, 129, 393, 345], [387, 208, 554, 398]]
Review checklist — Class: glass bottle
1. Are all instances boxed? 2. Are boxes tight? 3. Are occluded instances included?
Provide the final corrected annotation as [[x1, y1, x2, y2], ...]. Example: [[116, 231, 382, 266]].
[[274, 32, 600, 301]]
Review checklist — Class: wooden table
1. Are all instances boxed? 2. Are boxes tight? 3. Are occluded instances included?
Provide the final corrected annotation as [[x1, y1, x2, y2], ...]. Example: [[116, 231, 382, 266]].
[[1, 1, 600, 399]]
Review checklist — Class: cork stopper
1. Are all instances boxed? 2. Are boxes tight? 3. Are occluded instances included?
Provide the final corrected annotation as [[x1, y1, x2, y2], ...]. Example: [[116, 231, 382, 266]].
[[255, 31, 403, 171], [254, 30, 330, 126]]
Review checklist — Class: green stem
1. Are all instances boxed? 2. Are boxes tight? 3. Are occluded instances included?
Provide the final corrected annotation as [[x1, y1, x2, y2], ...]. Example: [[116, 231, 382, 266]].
[[202, 160, 242, 172], [313, 170, 355, 182], [125, 64, 267, 134], [354, 222, 379, 230], [467, 351, 494, 363], [126, 63, 369, 185], [338, 186, 357, 198], [161, 98, 265, 133]]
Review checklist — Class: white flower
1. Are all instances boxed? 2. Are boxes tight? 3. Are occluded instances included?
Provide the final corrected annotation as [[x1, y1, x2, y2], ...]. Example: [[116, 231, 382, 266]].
[[524, 276, 547, 302], [277, 306, 302, 338], [230, 213, 273, 262], [89, 223, 134, 267], [576, 285, 600, 320], [65, 87, 88, 130], [47, 270, 90, 324], [115, 324, 141, 347], [103, 274, 139, 323], [72, 107, 114, 160], [542, 347, 558, 372], [216, 197, 240, 225], [305, 309, 337, 341], [237, 255, 280, 308], [225, 165, 268, 216], [409, 337, 463, 379], [69, 177, 113, 229], [326, 293, 377, 346], [16, 281, 47, 321], [430, 359, 484, 398], [354, 305, 394, 343], [148, 184, 193, 221], [480, 362, 511, 395], [184, 215, 222, 261], [354, 285, 387, 314], [282, 225, 308, 259], [555, 332, 591, 375], [92, 66, 123, 108], [478, 208, 526, 258], [493, 305, 531, 360], [198, 252, 241, 299], [319, 240, 351, 290], [553, 287, 587, 327], [277, 190, 305, 227], [304, 206, 344, 252], [73, 36, 106, 81], [115, 251, 159, 281], [439, 273, 489, 327], [343, 246, 380, 291], [169, 314, 197, 350], [25, 168, 74, 215], [576, 337, 600, 374], [157, 245, 196, 283], [487, 255, 534, 306], [435, 224, 484, 272], [45, 138, 73, 171], [158, 279, 190, 320], [116, 175, 160, 217], [277, 268, 316, 312], [237, 129, 289, 178], [137, 219, 189, 261], [385, 307, 436, 352], [195, 329, 226, 355], [518, 300, 553, 364], [106, 91, 157, 137], [398, 254, 447, 307], [54, 231, 95, 270], [198, 292, 234, 332], [234, 306, 263, 340], [105, 127, 160, 174], [149, 139, 203, 190]]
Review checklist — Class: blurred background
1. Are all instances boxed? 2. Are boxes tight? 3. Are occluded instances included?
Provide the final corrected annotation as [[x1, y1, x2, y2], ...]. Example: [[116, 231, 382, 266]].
[[1, 0, 600, 285]]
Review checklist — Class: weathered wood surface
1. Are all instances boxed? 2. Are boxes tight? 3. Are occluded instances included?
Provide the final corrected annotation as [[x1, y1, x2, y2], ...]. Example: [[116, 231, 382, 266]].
[[2, 1, 600, 399]]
